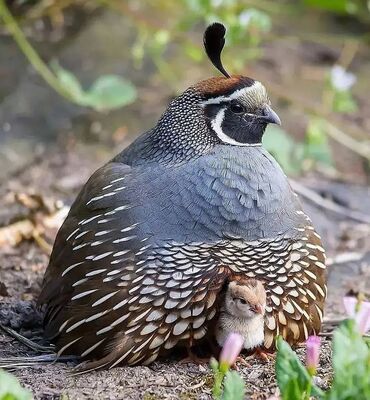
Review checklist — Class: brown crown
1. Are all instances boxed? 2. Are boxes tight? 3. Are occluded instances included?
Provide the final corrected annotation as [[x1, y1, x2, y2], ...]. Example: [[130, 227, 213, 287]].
[[194, 75, 255, 98]]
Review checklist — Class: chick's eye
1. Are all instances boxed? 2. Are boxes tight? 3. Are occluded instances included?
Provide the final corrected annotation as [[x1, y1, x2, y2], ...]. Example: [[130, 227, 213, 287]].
[[237, 298, 247, 305], [230, 102, 244, 114]]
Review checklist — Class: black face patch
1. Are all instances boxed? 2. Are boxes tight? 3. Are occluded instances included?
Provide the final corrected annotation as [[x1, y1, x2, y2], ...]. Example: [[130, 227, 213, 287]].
[[222, 107, 267, 144], [205, 102, 268, 145], [204, 103, 222, 120]]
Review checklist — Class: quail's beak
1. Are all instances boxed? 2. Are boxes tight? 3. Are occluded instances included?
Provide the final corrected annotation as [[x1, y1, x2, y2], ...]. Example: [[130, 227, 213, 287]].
[[261, 104, 281, 126]]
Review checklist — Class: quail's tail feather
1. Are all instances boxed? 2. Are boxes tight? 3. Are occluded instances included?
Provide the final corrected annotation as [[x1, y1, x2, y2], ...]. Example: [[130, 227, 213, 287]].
[[0, 354, 78, 370]]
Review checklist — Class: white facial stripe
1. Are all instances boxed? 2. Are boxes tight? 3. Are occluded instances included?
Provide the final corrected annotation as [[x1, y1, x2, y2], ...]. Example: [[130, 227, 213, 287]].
[[211, 107, 261, 147], [201, 81, 264, 106]]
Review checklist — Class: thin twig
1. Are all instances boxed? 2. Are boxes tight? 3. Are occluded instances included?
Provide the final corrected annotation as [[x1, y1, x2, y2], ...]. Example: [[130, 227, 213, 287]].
[[188, 380, 206, 390], [338, 40, 359, 70], [32, 231, 53, 255], [0, 354, 77, 369], [325, 123, 370, 160], [326, 252, 365, 266], [0, 1, 73, 101], [323, 318, 345, 325], [291, 180, 370, 224]]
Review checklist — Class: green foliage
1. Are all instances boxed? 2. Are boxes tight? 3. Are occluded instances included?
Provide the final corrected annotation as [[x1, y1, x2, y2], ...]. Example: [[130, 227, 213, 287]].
[[0, 1, 137, 112], [263, 122, 335, 175], [305, 118, 332, 166], [332, 90, 357, 113], [81, 75, 137, 111], [212, 320, 370, 400], [210, 358, 223, 400], [275, 337, 324, 400], [0, 369, 32, 400], [51, 62, 137, 111], [263, 125, 304, 175], [328, 319, 370, 400], [276, 320, 370, 400], [239, 8, 271, 32], [182, 1, 271, 48], [210, 357, 246, 400], [221, 371, 245, 400], [328, 65, 358, 114], [303, 0, 364, 15], [1, 0, 367, 171], [184, 42, 203, 62]]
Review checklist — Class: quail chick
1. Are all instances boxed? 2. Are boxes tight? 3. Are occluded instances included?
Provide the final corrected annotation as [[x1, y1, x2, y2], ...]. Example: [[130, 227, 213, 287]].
[[216, 279, 267, 355]]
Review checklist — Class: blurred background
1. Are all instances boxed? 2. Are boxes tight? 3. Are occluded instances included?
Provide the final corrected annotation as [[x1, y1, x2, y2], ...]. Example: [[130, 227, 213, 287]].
[[1, 0, 370, 178]]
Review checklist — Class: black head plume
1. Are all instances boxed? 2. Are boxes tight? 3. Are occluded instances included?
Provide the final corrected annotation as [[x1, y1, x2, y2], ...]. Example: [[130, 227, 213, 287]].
[[203, 22, 230, 78]]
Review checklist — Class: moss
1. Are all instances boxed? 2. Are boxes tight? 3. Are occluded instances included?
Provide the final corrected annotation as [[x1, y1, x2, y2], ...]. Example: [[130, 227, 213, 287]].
[[143, 394, 161, 400], [179, 373, 215, 399], [179, 392, 198, 400], [202, 373, 215, 389]]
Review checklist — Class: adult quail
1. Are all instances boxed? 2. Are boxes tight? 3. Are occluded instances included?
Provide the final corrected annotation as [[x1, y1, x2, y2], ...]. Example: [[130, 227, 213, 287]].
[[38, 23, 327, 370]]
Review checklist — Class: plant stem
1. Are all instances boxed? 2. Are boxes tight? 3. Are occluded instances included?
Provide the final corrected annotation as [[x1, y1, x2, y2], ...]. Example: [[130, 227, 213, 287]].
[[212, 370, 225, 400], [305, 379, 313, 400], [0, 0, 74, 102]]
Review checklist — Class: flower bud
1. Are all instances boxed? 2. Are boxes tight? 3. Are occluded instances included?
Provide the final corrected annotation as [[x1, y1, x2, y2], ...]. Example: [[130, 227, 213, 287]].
[[306, 335, 321, 375], [219, 332, 244, 371], [343, 296, 370, 334]]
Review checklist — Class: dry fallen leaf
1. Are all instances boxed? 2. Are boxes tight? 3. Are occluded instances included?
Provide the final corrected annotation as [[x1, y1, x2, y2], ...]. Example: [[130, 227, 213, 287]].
[[0, 220, 35, 247], [0, 191, 69, 254]]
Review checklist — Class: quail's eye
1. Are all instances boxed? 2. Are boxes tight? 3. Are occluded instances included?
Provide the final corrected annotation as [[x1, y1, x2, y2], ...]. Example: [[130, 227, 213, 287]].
[[230, 102, 245, 114]]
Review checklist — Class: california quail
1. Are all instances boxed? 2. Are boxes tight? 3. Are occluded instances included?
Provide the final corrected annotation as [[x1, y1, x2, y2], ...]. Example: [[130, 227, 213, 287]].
[[216, 279, 266, 351], [38, 23, 327, 370]]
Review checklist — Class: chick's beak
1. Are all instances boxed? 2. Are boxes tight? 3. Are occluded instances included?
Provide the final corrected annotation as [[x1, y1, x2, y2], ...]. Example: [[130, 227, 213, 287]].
[[261, 104, 281, 125], [253, 304, 265, 315]]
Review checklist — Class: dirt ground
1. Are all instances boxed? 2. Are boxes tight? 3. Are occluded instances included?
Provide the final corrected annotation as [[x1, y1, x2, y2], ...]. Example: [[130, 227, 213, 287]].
[[0, 146, 369, 400]]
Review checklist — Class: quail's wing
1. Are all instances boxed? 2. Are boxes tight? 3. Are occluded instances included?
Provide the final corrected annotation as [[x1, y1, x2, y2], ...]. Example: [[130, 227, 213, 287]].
[[205, 221, 326, 350], [258, 223, 327, 350], [39, 161, 230, 368]]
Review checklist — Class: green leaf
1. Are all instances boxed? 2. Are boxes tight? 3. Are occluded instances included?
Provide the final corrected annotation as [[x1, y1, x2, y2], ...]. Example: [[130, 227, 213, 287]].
[[327, 319, 370, 400], [263, 125, 304, 175], [303, 0, 355, 14], [51, 62, 137, 111], [149, 29, 170, 55], [275, 337, 324, 400], [82, 75, 137, 111], [221, 370, 246, 400], [0, 369, 32, 400], [210, 357, 219, 374], [332, 90, 358, 113], [184, 43, 203, 62], [238, 9, 271, 33], [305, 118, 333, 166], [51, 61, 83, 100]]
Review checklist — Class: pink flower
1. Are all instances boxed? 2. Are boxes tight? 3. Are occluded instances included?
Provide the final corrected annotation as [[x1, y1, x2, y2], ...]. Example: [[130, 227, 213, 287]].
[[343, 296, 357, 317], [306, 335, 321, 375], [343, 296, 370, 334], [219, 332, 244, 369]]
